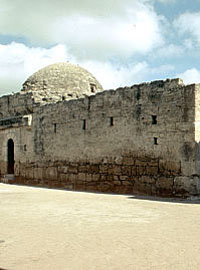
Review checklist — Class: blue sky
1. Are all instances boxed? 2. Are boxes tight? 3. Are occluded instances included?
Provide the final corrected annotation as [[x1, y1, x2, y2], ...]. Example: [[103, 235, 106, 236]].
[[0, 0, 200, 95]]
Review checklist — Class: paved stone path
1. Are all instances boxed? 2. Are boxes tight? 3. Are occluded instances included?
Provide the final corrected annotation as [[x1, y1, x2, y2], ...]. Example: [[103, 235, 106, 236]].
[[0, 183, 200, 270]]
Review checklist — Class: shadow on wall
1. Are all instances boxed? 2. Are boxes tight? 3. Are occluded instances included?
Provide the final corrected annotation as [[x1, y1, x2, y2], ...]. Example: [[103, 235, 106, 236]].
[[195, 141, 200, 176]]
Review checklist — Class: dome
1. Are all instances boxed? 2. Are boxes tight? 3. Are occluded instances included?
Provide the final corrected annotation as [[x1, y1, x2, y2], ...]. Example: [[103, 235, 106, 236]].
[[21, 62, 103, 103]]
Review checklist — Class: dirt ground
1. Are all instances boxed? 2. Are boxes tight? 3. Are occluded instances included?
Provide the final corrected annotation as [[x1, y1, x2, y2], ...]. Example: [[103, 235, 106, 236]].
[[0, 184, 200, 270]]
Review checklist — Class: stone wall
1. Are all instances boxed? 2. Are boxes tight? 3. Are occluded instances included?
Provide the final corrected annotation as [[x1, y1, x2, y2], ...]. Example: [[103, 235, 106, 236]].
[[12, 155, 188, 196], [0, 91, 38, 176], [32, 79, 196, 172], [0, 92, 36, 119], [1, 78, 200, 197]]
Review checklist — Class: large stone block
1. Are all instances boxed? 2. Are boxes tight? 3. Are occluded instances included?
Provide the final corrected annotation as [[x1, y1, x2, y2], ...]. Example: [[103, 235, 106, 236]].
[[79, 165, 90, 173], [85, 173, 92, 182], [68, 173, 78, 181], [135, 159, 148, 166], [137, 166, 146, 176], [113, 180, 121, 186], [140, 176, 156, 184], [174, 176, 199, 195], [98, 183, 111, 192], [90, 164, 99, 174], [59, 173, 69, 182], [146, 166, 158, 176], [156, 177, 173, 193], [25, 168, 34, 179], [85, 183, 98, 192], [68, 165, 78, 174], [46, 167, 58, 180], [131, 166, 137, 176], [63, 184, 73, 190], [0, 161, 7, 175], [159, 160, 181, 176], [108, 165, 121, 175], [33, 167, 44, 180], [122, 180, 134, 186], [119, 175, 129, 181], [121, 166, 131, 176], [122, 156, 135, 166], [148, 159, 158, 167], [77, 173, 86, 181], [58, 166, 68, 173], [99, 165, 108, 174], [133, 181, 153, 195], [92, 174, 100, 181]]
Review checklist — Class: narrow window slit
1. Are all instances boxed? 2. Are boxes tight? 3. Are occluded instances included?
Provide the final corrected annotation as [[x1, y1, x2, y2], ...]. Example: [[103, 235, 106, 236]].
[[152, 115, 157, 125], [82, 119, 86, 130], [154, 137, 158, 145], [53, 123, 57, 133], [110, 117, 114, 126]]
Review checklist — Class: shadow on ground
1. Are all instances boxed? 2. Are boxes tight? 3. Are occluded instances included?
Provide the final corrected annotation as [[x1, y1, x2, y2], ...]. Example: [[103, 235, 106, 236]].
[[127, 195, 200, 204], [2, 182, 200, 205]]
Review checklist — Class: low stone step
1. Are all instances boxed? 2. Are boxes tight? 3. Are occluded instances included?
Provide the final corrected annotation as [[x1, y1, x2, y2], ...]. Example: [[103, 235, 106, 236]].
[[1, 174, 15, 183], [5, 174, 15, 180]]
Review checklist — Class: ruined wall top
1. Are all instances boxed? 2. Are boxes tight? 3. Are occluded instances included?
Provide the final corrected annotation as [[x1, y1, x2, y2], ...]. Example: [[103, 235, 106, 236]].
[[130, 78, 184, 90], [21, 62, 103, 104]]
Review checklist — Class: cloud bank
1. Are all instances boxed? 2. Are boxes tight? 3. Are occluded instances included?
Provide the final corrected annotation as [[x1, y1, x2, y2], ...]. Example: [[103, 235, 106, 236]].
[[0, 0, 164, 60]]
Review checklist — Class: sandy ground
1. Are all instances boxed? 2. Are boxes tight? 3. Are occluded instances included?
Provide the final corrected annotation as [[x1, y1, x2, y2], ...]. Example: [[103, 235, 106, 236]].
[[0, 184, 200, 270]]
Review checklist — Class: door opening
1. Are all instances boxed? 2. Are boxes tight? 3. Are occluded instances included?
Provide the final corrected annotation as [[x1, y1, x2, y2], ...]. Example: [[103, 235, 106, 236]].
[[7, 139, 14, 174]]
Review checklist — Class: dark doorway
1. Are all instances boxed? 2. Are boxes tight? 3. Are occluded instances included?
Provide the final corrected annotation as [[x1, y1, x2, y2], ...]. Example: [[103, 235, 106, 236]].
[[7, 139, 14, 174]]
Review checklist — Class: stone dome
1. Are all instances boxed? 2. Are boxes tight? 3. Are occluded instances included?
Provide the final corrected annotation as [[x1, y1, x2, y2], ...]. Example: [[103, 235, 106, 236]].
[[21, 62, 103, 103]]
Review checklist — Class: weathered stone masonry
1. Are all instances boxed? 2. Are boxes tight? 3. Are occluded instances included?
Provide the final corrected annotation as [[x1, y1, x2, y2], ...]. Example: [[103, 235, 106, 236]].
[[0, 62, 200, 197]]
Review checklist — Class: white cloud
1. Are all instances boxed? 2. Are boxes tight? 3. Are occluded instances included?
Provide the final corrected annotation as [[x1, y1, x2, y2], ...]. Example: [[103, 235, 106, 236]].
[[155, 0, 176, 3], [0, 42, 70, 95], [178, 68, 200, 85], [87, 62, 174, 89], [80, 61, 149, 89], [174, 12, 200, 45], [151, 44, 184, 59], [52, 8, 164, 60], [0, 0, 165, 60], [183, 39, 194, 50]]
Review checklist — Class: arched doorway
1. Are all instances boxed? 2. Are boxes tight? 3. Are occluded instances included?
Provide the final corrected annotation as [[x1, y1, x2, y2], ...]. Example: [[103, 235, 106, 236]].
[[7, 139, 14, 174]]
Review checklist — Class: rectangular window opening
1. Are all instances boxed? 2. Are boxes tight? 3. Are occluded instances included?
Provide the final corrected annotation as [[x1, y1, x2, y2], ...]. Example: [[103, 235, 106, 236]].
[[110, 117, 114, 126], [53, 123, 57, 133], [154, 137, 158, 145], [90, 83, 96, 93], [82, 119, 86, 130], [152, 115, 157, 125]]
